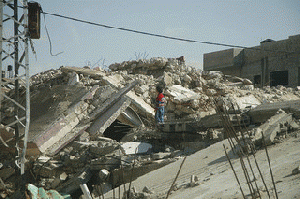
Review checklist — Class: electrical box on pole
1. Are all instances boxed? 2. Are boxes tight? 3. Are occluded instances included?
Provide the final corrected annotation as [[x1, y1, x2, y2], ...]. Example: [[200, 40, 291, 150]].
[[28, 2, 41, 39]]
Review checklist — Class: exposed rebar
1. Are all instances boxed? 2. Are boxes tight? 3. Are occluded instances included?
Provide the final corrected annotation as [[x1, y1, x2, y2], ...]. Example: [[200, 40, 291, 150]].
[[262, 132, 278, 199], [223, 144, 246, 199], [166, 156, 187, 199]]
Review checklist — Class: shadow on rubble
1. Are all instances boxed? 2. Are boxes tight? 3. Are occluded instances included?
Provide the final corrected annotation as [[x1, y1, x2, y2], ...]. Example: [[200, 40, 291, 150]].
[[208, 146, 240, 166]]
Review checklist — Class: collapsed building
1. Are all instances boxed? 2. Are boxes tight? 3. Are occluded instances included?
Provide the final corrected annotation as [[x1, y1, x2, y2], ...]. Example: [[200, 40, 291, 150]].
[[1, 56, 300, 198]]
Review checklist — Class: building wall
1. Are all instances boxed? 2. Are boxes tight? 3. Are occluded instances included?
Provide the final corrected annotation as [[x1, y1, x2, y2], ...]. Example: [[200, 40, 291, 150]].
[[242, 34, 300, 87], [204, 34, 300, 87], [203, 48, 243, 71]]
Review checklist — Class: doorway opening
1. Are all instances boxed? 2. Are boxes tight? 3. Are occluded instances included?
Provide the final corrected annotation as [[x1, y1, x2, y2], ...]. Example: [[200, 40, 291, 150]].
[[270, 71, 288, 87]]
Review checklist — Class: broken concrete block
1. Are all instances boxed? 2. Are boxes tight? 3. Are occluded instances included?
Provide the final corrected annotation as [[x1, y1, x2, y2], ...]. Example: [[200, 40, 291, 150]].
[[288, 120, 300, 130], [57, 168, 92, 194], [77, 131, 90, 142], [189, 175, 199, 187], [230, 94, 261, 110], [120, 142, 152, 155], [111, 159, 175, 186], [161, 72, 173, 86], [182, 74, 192, 83], [166, 85, 201, 104], [211, 129, 224, 141], [253, 110, 293, 145], [202, 71, 223, 80], [60, 172, 68, 181], [67, 72, 80, 85]]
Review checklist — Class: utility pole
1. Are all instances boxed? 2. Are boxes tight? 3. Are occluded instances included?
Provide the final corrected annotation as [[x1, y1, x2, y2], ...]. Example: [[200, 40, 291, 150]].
[[0, 0, 30, 195]]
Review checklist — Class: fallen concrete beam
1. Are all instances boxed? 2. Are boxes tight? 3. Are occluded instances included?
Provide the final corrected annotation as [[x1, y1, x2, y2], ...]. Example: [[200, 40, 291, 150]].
[[88, 81, 138, 137], [89, 80, 138, 122], [248, 100, 300, 124], [89, 97, 130, 137], [253, 110, 293, 145]]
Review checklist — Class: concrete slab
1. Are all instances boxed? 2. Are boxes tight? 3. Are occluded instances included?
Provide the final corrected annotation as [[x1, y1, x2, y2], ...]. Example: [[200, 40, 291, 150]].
[[249, 100, 300, 124], [102, 75, 155, 120], [88, 96, 131, 136], [231, 94, 261, 110], [165, 85, 201, 103], [28, 85, 99, 154]]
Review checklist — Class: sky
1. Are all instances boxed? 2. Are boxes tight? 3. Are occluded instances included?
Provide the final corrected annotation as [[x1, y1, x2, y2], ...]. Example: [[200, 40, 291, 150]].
[[3, 0, 300, 75]]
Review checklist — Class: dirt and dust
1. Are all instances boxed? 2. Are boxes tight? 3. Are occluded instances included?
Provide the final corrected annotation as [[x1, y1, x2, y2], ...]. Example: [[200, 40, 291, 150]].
[[105, 132, 300, 199]]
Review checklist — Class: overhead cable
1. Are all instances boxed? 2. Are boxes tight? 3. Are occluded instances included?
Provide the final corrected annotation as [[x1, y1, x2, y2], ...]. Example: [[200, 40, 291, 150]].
[[41, 11, 294, 54]]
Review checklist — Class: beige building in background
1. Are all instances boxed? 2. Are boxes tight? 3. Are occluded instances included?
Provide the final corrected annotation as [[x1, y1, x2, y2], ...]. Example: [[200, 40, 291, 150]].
[[203, 34, 300, 87]]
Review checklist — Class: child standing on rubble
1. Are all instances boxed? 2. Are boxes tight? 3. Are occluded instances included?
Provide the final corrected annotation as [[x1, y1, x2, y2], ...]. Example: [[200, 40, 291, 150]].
[[155, 85, 166, 125]]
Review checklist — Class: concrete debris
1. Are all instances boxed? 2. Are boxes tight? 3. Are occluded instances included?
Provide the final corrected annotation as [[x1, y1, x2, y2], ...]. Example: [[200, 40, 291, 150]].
[[121, 142, 152, 155], [1, 56, 300, 198], [189, 175, 199, 187], [251, 110, 293, 145]]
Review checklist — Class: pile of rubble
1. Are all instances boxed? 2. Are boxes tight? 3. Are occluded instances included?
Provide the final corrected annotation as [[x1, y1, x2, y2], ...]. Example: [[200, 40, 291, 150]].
[[1, 56, 300, 198]]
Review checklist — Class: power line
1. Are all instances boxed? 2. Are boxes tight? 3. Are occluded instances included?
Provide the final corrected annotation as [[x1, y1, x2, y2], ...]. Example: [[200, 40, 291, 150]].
[[41, 10, 295, 54]]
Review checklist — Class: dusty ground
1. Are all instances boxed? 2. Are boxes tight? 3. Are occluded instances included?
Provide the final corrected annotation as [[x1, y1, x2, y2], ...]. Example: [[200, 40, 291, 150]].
[[105, 132, 300, 199]]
